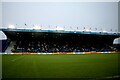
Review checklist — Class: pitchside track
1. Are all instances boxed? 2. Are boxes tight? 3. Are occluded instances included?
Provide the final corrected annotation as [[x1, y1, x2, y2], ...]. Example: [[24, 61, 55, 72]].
[[2, 53, 120, 79]]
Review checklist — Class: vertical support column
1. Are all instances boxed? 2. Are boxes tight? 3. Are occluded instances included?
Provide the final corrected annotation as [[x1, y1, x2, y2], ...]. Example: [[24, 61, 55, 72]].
[[0, 1, 2, 80], [118, 1, 120, 76], [118, 1, 120, 45]]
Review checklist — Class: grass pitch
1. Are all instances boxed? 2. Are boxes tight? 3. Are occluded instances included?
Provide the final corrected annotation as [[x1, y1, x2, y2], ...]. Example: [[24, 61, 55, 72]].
[[2, 54, 119, 79]]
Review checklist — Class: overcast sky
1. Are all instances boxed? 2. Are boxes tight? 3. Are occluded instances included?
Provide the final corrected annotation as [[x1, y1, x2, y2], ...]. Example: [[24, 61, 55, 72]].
[[2, 2, 118, 32], [1, 0, 120, 2]]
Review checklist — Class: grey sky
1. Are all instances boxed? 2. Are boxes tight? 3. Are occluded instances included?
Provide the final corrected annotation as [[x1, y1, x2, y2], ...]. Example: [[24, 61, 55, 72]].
[[2, 2, 118, 32], [1, 0, 119, 2], [0, 2, 2, 28], [118, 1, 120, 43]]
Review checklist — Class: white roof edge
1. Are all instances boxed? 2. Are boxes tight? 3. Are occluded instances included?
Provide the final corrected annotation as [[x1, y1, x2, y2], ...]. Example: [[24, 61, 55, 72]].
[[113, 38, 120, 44], [0, 31, 7, 40]]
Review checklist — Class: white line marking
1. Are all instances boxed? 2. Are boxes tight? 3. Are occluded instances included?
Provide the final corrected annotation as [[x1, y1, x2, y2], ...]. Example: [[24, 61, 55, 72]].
[[11, 55, 25, 62]]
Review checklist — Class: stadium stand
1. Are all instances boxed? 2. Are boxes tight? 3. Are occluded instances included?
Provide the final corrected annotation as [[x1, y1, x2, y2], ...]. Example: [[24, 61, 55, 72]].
[[11, 40, 117, 53], [0, 31, 11, 52], [1, 29, 120, 53], [1, 39, 11, 52], [113, 44, 120, 51]]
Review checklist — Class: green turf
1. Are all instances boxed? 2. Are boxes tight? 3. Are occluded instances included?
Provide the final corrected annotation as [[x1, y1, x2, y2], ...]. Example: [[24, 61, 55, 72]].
[[2, 54, 119, 79], [0, 54, 2, 79]]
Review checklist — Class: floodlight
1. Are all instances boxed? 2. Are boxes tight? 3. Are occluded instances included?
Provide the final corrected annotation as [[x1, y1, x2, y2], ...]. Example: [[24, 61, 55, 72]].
[[8, 25, 15, 29], [33, 25, 41, 30], [56, 27, 64, 31], [102, 30, 107, 33], [86, 29, 91, 32]]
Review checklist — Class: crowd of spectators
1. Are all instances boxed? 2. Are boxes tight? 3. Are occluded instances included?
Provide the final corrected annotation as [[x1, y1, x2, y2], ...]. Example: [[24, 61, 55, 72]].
[[11, 39, 117, 53]]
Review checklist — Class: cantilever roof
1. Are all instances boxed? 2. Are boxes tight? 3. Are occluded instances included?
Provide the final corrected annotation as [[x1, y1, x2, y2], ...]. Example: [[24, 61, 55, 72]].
[[1, 28, 120, 37]]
